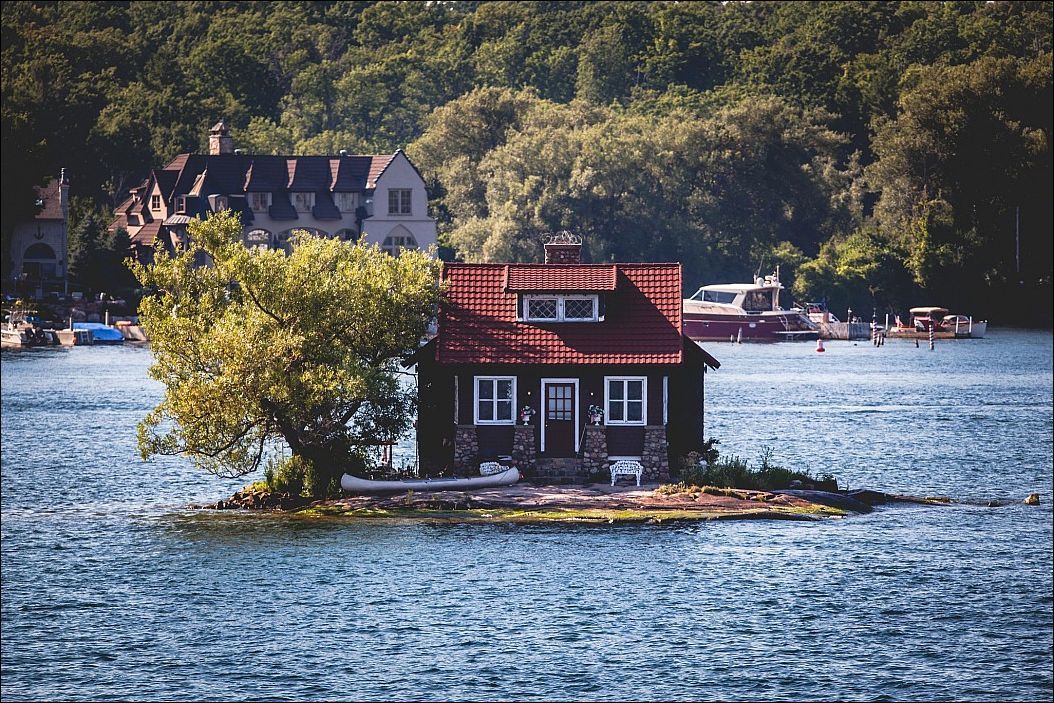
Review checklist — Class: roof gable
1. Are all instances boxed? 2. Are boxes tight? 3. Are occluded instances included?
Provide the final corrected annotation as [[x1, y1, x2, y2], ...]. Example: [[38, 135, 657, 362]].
[[436, 262, 683, 365]]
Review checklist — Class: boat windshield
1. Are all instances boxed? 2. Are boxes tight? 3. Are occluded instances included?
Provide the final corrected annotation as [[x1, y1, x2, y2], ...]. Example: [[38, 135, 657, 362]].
[[699, 290, 737, 304], [743, 289, 773, 312]]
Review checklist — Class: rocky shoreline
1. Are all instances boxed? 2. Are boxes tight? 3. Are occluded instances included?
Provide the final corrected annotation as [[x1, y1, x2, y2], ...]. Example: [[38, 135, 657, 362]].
[[193, 482, 1001, 524]]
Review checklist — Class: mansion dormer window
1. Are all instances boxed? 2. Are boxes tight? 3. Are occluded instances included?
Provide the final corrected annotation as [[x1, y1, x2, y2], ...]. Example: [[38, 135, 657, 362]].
[[334, 192, 356, 212], [249, 192, 271, 212], [522, 294, 600, 322], [292, 192, 314, 212]]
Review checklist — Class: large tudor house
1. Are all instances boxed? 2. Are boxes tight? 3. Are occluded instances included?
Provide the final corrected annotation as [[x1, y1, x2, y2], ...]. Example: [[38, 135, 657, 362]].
[[112, 121, 436, 261], [411, 234, 720, 483]]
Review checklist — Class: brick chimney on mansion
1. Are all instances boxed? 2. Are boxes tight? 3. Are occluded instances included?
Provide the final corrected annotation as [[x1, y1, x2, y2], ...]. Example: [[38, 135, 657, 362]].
[[209, 120, 233, 155], [543, 231, 583, 264]]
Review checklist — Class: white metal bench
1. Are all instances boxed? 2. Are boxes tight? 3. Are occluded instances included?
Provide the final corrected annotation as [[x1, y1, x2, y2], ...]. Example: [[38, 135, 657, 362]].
[[479, 461, 508, 476], [610, 460, 643, 486]]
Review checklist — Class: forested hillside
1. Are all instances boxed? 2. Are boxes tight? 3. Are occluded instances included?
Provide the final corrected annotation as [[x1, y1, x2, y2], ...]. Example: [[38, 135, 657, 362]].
[[3, 1, 1051, 321]]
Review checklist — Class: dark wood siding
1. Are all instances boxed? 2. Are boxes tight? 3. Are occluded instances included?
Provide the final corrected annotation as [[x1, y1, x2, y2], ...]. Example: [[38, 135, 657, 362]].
[[414, 350, 709, 478], [607, 426, 645, 456]]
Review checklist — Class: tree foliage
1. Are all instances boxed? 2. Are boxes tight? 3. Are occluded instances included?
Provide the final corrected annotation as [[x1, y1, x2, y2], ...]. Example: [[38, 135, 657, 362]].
[[3, 1, 1051, 319], [130, 212, 442, 497]]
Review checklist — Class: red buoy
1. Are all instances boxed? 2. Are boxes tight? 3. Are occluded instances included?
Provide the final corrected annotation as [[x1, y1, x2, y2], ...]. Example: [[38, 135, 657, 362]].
[[816, 338, 825, 353]]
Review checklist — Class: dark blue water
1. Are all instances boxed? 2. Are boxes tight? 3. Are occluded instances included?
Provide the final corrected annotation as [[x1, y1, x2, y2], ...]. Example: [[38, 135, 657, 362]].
[[3, 331, 1052, 701]]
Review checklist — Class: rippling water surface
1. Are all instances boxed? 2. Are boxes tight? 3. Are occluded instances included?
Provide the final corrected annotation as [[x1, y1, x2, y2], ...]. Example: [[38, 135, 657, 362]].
[[2, 331, 1052, 701]]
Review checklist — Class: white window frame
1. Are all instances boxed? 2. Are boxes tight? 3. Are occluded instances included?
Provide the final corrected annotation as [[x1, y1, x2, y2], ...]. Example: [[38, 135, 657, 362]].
[[474, 375, 516, 426], [522, 294, 599, 322], [249, 192, 271, 212], [388, 188, 412, 215], [540, 378, 580, 453], [561, 295, 599, 321], [335, 192, 357, 212], [150, 194, 161, 211], [604, 376, 647, 426], [292, 192, 314, 212]]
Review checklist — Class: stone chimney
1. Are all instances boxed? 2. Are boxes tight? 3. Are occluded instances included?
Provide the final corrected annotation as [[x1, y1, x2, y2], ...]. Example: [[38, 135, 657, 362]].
[[543, 231, 583, 264], [209, 120, 233, 155]]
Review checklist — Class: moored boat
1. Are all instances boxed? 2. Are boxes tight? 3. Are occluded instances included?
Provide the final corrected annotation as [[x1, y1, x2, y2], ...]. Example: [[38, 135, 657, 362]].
[[683, 270, 818, 341], [887, 307, 987, 339], [72, 322, 125, 344], [341, 467, 521, 494]]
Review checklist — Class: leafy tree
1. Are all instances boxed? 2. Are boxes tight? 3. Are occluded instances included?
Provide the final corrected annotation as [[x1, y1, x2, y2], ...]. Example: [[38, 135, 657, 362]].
[[130, 212, 442, 498], [67, 205, 136, 295], [868, 54, 1052, 306]]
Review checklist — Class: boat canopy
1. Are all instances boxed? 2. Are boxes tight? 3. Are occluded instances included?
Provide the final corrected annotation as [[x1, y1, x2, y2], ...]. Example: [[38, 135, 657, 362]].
[[72, 322, 125, 342], [909, 307, 950, 318]]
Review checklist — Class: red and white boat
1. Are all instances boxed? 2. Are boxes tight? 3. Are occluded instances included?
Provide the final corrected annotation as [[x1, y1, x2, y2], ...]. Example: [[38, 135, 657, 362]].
[[683, 271, 818, 341], [888, 307, 987, 339]]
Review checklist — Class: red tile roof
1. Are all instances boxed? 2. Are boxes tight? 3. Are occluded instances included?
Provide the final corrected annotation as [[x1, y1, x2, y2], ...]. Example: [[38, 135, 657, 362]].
[[33, 180, 64, 220], [504, 264, 617, 291], [367, 154, 394, 189], [437, 263, 683, 365]]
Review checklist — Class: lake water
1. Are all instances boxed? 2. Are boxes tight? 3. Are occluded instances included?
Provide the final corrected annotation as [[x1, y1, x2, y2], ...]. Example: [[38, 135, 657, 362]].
[[2, 331, 1052, 701]]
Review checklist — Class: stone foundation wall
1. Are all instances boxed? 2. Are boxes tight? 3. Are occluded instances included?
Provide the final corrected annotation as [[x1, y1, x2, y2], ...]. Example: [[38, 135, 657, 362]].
[[453, 425, 478, 470], [512, 425, 537, 476], [642, 425, 670, 482], [580, 425, 608, 480]]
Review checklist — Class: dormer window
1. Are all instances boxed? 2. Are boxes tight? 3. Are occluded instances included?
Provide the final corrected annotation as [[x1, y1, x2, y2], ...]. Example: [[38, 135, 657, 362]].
[[292, 192, 314, 212], [150, 194, 161, 211], [176, 196, 188, 213], [249, 192, 271, 212], [522, 294, 600, 322]]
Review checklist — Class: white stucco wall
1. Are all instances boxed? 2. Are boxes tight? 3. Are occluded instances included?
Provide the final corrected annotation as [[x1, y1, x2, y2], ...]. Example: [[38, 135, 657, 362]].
[[360, 152, 437, 253], [10, 219, 67, 283]]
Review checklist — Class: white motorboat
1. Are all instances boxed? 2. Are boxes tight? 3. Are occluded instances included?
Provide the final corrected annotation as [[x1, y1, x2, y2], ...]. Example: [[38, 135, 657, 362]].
[[340, 467, 521, 494], [683, 269, 819, 341]]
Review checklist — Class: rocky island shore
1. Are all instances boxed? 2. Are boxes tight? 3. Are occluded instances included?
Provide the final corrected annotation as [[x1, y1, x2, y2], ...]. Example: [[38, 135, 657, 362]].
[[199, 483, 979, 524]]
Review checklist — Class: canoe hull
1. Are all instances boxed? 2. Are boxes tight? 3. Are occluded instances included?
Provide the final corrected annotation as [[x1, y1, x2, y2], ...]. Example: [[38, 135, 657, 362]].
[[341, 467, 521, 494]]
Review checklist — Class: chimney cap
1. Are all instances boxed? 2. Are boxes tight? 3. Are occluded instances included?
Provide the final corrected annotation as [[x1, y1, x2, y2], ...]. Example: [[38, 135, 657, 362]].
[[543, 231, 584, 263], [545, 231, 582, 246], [210, 119, 230, 134]]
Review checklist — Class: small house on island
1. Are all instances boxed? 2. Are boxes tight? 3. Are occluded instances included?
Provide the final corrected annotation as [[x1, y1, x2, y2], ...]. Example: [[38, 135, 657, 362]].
[[410, 234, 719, 484]]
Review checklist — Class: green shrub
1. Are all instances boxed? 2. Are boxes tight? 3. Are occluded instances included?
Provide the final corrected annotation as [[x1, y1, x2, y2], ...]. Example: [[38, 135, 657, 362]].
[[672, 443, 836, 492]]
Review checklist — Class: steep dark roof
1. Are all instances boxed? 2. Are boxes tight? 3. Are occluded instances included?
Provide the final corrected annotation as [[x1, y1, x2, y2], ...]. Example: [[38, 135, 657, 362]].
[[311, 191, 341, 220], [268, 191, 297, 220]]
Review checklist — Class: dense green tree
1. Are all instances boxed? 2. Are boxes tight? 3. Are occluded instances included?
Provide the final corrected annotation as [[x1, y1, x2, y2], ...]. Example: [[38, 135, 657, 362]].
[[868, 54, 1052, 309], [2, 1, 1050, 319], [130, 211, 442, 497]]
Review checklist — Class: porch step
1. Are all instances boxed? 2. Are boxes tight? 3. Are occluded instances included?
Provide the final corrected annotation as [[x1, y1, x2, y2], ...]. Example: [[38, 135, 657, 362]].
[[535, 458, 580, 472]]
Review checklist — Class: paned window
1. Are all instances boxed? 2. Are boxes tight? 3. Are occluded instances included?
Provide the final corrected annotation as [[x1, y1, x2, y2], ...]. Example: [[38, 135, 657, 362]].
[[605, 377, 646, 425], [522, 294, 599, 322], [562, 297, 596, 320], [250, 192, 270, 212], [381, 233, 418, 256], [526, 297, 558, 321], [334, 192, 356, 212], [246, 229, 272, 249], [292, 192, 314, 212], [388, 189, 412, 215], [150, 194, 161, 211], [475, 376, 515, 425]]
